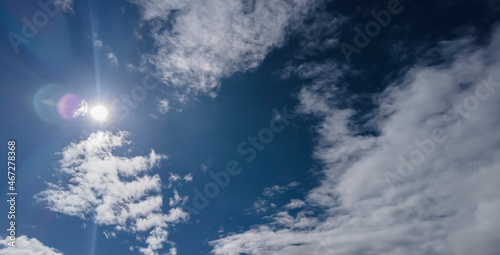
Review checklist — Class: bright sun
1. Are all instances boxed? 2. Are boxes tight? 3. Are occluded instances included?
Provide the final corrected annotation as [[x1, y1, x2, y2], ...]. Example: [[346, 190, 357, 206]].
[[90, 105, 108, 121]]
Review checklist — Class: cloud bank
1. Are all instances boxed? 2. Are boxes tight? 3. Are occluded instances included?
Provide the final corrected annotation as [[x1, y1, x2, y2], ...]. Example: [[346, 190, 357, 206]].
[[209, 26, 500, 255]]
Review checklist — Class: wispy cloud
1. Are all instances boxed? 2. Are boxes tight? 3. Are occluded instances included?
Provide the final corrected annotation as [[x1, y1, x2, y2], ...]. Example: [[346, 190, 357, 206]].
[[130, 0, 331, 101], [200, 157, 212, 172], [249, 197, 271, 215], [210, 26, 500, 255], [167, 172, 193, 189], [35, 131, 188, 254], [248, 182, 300, 214], [92, 37, 119, 68], [283, 199, 305, 210], [93, 39, 104, 48], [169, 189, 188, 207], [107, 52, 119, 67], [72, 99, 87, 118], [157, 98, 170, 114], [183, 173, 193, 182], [262, 181, 300, 198], [55, 0, 74, 14]]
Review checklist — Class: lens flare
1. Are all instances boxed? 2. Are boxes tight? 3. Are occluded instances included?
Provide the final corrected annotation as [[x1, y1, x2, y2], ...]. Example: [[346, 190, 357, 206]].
[[58, 94, 81, 120], [33, 84, 66, 123]]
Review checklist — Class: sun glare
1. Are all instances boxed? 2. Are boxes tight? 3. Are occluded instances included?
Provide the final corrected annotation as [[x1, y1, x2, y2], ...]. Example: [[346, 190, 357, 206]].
[[90, 105, 108, 121]]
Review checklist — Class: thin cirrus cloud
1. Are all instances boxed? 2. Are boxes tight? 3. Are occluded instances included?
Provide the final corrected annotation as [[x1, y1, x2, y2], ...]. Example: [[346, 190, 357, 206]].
[[130, 0, 332, 99], [54, 0, 74, 13], [34, 131, 189, 255], [248, 182, 300, 214], [209, 27, 500, 255]]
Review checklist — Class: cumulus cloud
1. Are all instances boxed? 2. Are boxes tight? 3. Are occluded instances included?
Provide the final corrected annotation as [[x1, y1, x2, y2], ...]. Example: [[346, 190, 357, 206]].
[[130, 0, 334, 100], [0, 235, 62, 255], [209, 27, 500, 255], [35, 131, 188, 254]]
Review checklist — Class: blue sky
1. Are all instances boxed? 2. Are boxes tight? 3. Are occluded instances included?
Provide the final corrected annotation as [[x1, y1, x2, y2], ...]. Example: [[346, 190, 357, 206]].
[[1, 0, 500, 254]]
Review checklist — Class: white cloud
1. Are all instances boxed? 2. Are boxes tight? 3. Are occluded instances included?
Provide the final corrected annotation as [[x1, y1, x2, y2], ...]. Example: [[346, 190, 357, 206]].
[[262, 182, 300, 198], [283, 199, 305, 209], [249, 182, 301, 214], [35, 131, 189, 254], [264, 210, 318, 230], [200, 157, 212, 172], [287, 181, 300, 188], [0, 235, 62, 255], [168, 172, 181, 182], [167, 172, 193, 188], [103, 231, 116, 239], [183, 173, 193, 182], [261, 185, 284, 197], [169, 189, 188, 207], [93, 39, 104, 48], [72, 99, 87, 118], [139, 227, 169, 255], [130, 0, 332, 100], [250, 197, 270, 215], [158, 99, 170, 114], [126, 63, 138, 72], [218, 225, 225, 234], [107, 52, 119, 67], [55, 0, 73, 14], [92, 38, 119, 69], [209, 27, 500, 255]]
